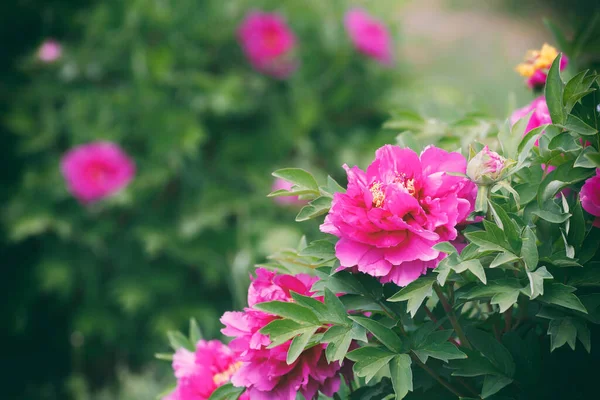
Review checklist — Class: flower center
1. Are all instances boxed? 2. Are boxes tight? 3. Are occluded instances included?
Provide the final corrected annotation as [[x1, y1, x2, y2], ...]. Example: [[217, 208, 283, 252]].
[[370, 182, 385, 208], [393, 174, 416, 196], [213, 361, 243, 386]]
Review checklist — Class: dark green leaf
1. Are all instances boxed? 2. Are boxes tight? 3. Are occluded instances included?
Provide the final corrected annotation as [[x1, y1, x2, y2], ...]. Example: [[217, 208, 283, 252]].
[[167, 330, 194, 352], [189, 318, 203, 344], [208, 383, 245, 400], [324, 287, 350, 325], [272, 168, 319, 192], [299, 239, 335, 259], [539, 283, 588, 313], [323, 326, 354, 363], [532, 209, 571, 223], [347, 346, 396, 383], [295, 196, 332, 222], [349, 316, 404, 353], [491, 290, 519, 313], [254, 301, 321, 324], [413, 342, 467, 363], [545, 54, 565, 124], [490, 252, 520, 269], [526, 266, 553, 300], [489, 201, 521, 252], [465, 328, 515, 377], [520, 226, 539, 271], [548, 318, 577, 351], [482, 375, 513, 399], [287, 326, 319, 364], [261, 319, 319, 348], [562, 114, 598, 135], [290, 292, 329, 322], [433, 241, 458, 254], [454, 259, 487, 284], [390, 354, 413, 400], [387, 277, 435, 317]]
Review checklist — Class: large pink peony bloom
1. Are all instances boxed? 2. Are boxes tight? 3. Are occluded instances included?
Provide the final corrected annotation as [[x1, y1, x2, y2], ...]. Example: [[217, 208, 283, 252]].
[[238, 12, 297, 78], [344, 9, 393, 66], [60, 142, 135, 203], [510, 96, 552, 143], [221, 268, 345, 400], [164, 340, 249, 400], [581, 169, 600, 228], [38, 39, 62, 62], [320, 145, 476, 286]]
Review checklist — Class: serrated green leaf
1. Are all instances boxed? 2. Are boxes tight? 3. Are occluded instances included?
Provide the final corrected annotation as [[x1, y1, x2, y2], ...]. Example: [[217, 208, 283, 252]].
[[532, 210, 571, 223], [349, 316, 403, 353], [571, 318, 592, 353], [454, 259, 487, 284], [526, 266, 553, 300], [491, 290, 520, 313], [488, 201, 521, 252], [562, 114, 598, 135], [290, 292, 329, 321], [387, 277, 435, 317], [465, 328, 515, 377], [413, 342, 467, 363], [548, 318, 577, 352], [390, 354, 413, 400], [295, 196, 332, 222], [324, 326, 354, 363], [261, 319, 320, 348], [521, 226, 539, 271], [545, 54, 565, 124], [347, 346, 396, 383], [299, 239, 335, 259], [287, 326, 319, 364], [324, 287, 350, 325], [482, 375, 513, 399], [272, 168, 319, 191], [254, 301, 320, 324], [540, 283, 588, 313], [433, 241, 458, 254], [490, 252, 520, 269], [464, 231, 507, 253]]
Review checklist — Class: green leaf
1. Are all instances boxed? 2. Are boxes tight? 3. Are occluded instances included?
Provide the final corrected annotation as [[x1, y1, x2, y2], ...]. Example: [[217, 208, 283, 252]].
[[349, 378, 394, 400], [290, 292, 329, 321], [545, 53, 566, 124], [390, 354, 413, 400], [562, 114, 598, 135], [464, 231, 507, 253], [488, 201, 521, 252], [295, 196, 332, 222], [207, 383, 245, 400], [572, 318, 592, 353], [574, 146, 598, 168], [347, 346, 396, 383], [454, 259, 487, 284], [465, 328, 515, 377], [349, 316, 404, 353], [520, 226, 539, 271], [490, 252, 520, 269], [585, 151, 600, 167], [323, 326, 355, 363], [299, 239, 335, 260], [387, 277, 435, 317], [324, 287, 350, 325], [155, 353, 173, 361], [167, 330, 194, 352], [272, 168, 319, 192], [532, 209, 571, 223], [253, 301, 321, 325], [261, 319, 320, 348], [287, 326, 319, 364], [463, 279, 523, 301], [433, 241, 458, 254], [327, 175, 346, 194], [526, 266, 553, 300], [548, 318, 577, 351], [189, 318, 203, 344], [540, 283, 588, 313], [482, 375, 513, 399], [413, 342, 467, 363], [491, 290, 520, 313], [448, 350, 499, 377]]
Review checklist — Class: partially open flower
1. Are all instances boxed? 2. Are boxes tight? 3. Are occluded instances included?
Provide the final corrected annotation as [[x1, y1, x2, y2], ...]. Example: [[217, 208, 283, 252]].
[[467, 146, 507, 186], [515, 43, 568, 89]]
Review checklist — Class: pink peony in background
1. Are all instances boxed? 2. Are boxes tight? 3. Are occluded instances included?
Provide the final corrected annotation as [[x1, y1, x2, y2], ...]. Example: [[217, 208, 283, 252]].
[[344, 9, 393, 66], [221, 268, 346, 400], [164, 340, 249, 400], [580, 169, 600, 228], [60, 142, 135, 203], [38, 39, 62, 63], [510, 96, 552, 144], [515, 44, 568, 89], [321, 145, 476, 286], [272, 177, 306, 206], [238, 11, 297, 78]]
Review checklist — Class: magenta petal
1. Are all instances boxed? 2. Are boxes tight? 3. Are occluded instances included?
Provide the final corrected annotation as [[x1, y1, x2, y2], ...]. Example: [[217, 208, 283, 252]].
[[420, 146, 467, 175]]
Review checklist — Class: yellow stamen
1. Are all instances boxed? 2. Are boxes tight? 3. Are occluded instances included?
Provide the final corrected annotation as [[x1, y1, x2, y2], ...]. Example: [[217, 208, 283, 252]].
[[213, 361, 243, 386], [370, 182, 385, 208], [515, 43, 560, 77]]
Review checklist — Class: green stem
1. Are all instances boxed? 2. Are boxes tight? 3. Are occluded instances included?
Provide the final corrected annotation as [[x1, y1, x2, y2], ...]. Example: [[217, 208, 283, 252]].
[[434, 283, 472, 350], [475, 185, 490, 213]]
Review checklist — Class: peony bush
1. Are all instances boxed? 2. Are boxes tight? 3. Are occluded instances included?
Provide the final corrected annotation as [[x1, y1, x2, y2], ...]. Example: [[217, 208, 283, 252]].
[[160, 21, 600, 400]]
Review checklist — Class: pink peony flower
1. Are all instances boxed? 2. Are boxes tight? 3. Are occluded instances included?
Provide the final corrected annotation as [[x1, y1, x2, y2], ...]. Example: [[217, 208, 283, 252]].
[[221, 268, 346, 400], [344, 9, 393, 66], [515, 43, 568, 89], [164, 340, 249, 400], [60, 142, 135, 203], [580, 169, 600, 228], [238, 12, 297, 78], [510, 96, 552, 143], [38, 39, 62, 62], [272, 178, 306, 206], [467, 145, 507, 185], [320, 145, 476, 286]]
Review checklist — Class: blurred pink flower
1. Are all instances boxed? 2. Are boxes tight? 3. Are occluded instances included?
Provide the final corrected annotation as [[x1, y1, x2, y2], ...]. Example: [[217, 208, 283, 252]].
[[515, 44, 568, 89], [272, 178, 306, 206], [238, 11, 297, 78], [344, 9, 393, 65], [510, 96, 552, 144], [221, 268, 347, 400], [60, 142, 135, 203], [321, 145, 476, 286], [164, 340, 249, 400], [581, 169, 600, 228], [38, 40, 62, 63]]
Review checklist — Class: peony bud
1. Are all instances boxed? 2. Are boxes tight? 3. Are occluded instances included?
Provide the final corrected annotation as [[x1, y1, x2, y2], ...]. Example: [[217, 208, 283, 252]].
[[467, 146, 507, 186]]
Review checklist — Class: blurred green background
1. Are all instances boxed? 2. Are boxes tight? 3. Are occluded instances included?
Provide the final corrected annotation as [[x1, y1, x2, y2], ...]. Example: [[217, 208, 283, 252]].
[[1, 0, 597, 399]]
